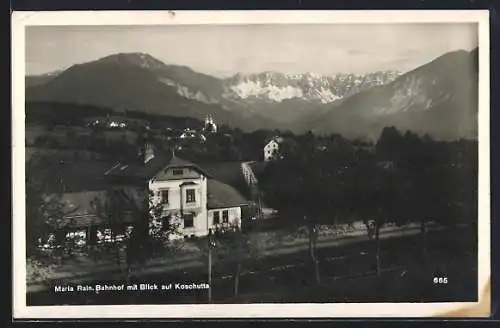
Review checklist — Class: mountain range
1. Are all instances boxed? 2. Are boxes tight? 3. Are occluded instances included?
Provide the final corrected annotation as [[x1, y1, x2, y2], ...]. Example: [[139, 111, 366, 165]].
[[25, 48, 478, 140]]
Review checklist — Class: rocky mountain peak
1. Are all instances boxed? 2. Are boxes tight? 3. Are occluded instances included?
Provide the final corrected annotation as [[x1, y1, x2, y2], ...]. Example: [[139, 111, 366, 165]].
[[222, 71, 401, 104], [96, 52, 167, 70]]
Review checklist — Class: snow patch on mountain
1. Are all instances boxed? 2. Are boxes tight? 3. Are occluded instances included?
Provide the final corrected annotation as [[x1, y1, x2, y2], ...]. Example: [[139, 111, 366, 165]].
[[131, 53, 149, 69], [227, 80, 304, 102], [222, 71, 401, 104], [312, 86, 341, 104], [370, 75, 452, 117], [159, 77, 218, 104]]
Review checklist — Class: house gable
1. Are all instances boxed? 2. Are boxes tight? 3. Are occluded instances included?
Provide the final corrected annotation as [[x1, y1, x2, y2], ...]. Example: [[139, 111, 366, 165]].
[[152, 166, 203, 182], [264, 136, 284, 147]]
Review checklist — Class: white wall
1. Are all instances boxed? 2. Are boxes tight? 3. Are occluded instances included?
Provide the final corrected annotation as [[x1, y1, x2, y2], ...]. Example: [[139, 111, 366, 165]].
[[264, 140, 279, 161], [149, 172, 209, 238]]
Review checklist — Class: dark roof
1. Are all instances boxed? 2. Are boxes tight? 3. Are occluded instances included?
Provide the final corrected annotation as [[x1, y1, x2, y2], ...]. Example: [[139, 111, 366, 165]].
[[26, 147, 106, 162], [168, 155, 198, 168], [149, 154, 212, 178], [105, 153, 211, 180], [31, 159, 117, 193], [264, 136, 284, 145], [200, 162, 244, 186], [207, 178, 251, 209], [47, 159, 253, 226], [56, 187, 144, 228], [199, 161, 253, 199]]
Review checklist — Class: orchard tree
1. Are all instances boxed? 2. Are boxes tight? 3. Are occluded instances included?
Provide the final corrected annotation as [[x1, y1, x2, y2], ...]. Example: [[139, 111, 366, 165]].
[[258, 146, 354, 284], [397, 135, 455, 265], [90, 185, 182, 278], [213, 224, 251, 298], [25, 152, 70, 258], [259, 156, 322, 279], [194, 222, 264, 302], [91, 188, 131, 272], [343, 154, 408, 276], [376, 126, 404, 162]]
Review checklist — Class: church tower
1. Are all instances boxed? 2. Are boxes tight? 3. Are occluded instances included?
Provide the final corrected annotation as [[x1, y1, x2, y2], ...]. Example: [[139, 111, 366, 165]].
[[204, 114, 217, 133]]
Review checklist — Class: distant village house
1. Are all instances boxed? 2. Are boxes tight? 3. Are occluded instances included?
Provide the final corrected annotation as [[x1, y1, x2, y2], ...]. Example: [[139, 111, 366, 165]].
[[263, 136, 283, 161]]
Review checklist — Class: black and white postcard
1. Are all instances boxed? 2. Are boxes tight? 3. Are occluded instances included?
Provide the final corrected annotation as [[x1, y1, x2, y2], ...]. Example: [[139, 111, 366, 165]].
[[12, 10, 491, 319]]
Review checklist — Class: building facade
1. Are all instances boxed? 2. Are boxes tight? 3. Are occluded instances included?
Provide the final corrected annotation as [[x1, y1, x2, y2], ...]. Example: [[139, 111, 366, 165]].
[[39, 145, 254, 248], [264, 137, 283, 161], [148, 157, 248, 239], [107, 149, 251, 239], [149, 160, 210, 238]]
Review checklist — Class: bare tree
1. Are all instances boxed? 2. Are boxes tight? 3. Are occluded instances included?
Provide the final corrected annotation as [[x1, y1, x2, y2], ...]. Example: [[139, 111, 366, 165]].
[[195, 221, 263, 301], [26, 152, 72, 260], [91, 187, 182, 279], [90, 189, 128, 273]]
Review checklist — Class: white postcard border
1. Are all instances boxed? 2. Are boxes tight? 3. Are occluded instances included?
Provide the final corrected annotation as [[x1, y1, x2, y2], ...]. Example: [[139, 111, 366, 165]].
[[12, 10, 491, 319]]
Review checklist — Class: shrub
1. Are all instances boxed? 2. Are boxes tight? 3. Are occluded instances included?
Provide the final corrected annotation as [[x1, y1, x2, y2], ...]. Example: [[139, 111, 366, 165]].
[[26, 257, 56, 284]]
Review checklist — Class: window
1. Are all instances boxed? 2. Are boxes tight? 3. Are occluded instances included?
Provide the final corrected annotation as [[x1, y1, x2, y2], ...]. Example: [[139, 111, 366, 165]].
[[173, 169, 183, 176], [186, 189, 196, 203], [213, 211, 220, 224], [160, 189, 169, 204], [184, 214, 194, 228], [222, 210, 229, 223]]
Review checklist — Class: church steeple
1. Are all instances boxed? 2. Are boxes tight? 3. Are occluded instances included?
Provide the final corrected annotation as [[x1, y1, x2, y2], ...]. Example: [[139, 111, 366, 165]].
[[204, 114, 217, 133]]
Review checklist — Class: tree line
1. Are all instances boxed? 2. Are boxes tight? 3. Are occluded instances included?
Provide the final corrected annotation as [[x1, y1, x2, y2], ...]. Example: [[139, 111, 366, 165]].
[[257, 126, 477, 283]]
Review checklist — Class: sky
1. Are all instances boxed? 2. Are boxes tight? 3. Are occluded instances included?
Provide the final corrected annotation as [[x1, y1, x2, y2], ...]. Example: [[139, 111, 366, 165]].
[[25, 23, 478, 77]]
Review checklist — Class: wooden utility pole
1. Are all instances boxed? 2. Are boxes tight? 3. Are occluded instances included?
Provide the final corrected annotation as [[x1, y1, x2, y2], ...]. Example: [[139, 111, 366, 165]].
[[208, 246, 212, 303], [208, 228, 215, 303]]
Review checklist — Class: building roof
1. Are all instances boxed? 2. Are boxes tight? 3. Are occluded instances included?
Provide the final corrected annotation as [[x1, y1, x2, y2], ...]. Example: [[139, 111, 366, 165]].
[[105, 153, 211, 181], [37, 147, 256, 226], [57, 188, 143, 228], [26, 147, 107, 162], [200, 162, 244, 186], [199, 161, 253, 200], [207, 178, 251, 210], [29, 158, 117, 193], [264, 136, 284, 145]]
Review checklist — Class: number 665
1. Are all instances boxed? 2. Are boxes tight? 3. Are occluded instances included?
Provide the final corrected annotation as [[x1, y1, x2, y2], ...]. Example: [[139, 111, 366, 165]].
[[433, 277, 448, 284]]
